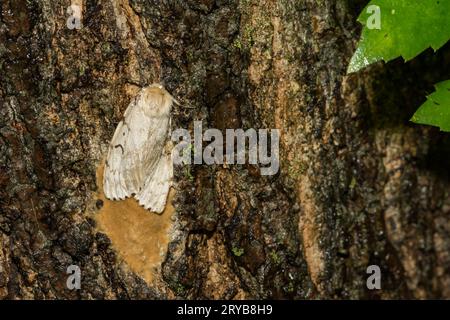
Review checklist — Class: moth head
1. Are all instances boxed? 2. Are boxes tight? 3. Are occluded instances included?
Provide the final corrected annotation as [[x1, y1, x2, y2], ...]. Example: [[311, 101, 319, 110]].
[[148, 83, 184, 106], [149, 83, 165, 91], [141, 84, 176, 116]]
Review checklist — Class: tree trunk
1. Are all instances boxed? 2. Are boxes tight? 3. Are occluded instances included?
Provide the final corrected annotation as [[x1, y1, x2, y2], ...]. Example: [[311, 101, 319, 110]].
[[1, 0, 449, 299]]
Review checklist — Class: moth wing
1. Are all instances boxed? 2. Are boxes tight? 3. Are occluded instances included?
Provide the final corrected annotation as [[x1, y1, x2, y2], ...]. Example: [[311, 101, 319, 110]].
[[104, 94, 170, 201], [135, 151, 173, 213], [121, 104, 168, 195], [103, 118, 131, 200]]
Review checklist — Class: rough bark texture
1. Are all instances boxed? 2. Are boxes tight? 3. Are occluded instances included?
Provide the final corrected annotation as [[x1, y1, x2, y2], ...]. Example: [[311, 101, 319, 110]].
[[0, 0, 449, 299]]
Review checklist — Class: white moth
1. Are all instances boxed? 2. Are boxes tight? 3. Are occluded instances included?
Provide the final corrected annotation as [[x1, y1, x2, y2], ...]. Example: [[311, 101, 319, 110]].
[[103, 84, 175, 213]]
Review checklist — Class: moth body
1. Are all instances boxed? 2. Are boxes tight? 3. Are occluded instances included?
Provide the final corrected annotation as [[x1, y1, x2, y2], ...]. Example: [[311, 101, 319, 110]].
[[103, 84, 174, 213]]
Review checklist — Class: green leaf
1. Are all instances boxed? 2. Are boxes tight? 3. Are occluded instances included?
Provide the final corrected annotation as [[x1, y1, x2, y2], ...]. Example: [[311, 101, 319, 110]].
[[411, 80, 450, 132], [348, 0, 450, 73]]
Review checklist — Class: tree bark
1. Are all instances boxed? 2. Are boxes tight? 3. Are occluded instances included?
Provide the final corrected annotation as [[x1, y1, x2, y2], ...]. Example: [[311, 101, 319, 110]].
[[0, 0, 449, 299]]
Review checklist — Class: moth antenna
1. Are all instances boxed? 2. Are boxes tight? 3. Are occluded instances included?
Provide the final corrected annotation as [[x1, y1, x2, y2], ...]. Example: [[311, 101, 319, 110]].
[[172, 97, 181, 106], [172, 98, 195, 109]]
